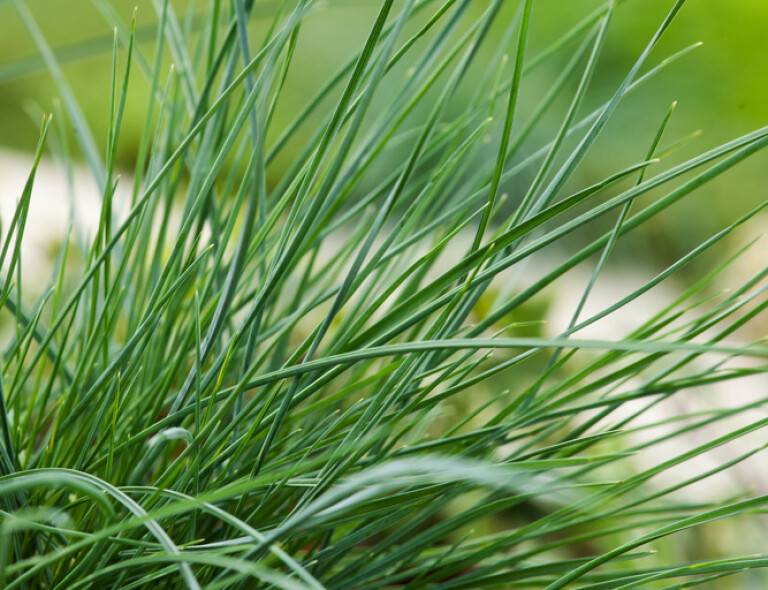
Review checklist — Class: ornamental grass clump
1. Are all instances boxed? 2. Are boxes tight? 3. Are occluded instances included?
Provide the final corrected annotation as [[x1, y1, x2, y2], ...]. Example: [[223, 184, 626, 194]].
[[1, 0, 768, 588]]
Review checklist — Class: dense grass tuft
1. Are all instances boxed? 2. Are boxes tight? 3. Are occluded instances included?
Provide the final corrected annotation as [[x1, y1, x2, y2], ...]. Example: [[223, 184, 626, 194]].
[[1, 0, 768, 588]]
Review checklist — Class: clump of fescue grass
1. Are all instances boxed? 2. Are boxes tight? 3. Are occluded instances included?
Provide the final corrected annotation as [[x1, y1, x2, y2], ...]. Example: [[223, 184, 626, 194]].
[[1, 0, 767, 588]]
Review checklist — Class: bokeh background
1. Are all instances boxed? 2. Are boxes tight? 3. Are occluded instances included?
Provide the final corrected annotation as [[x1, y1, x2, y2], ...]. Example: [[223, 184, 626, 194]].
[[1, 0, 767, 259], [3, 0, 767, 337]]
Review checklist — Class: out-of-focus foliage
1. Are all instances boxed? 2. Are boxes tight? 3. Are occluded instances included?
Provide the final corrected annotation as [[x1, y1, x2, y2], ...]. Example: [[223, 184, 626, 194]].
[[1, 1, 767, 255]]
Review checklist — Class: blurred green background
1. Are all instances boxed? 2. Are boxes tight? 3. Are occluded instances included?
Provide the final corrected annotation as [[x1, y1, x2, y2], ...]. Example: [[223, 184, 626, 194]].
[[0, 0, 766, 260]]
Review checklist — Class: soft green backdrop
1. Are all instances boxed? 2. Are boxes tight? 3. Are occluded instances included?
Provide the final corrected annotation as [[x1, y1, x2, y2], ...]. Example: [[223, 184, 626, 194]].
[[1, 0, 766, 257]]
